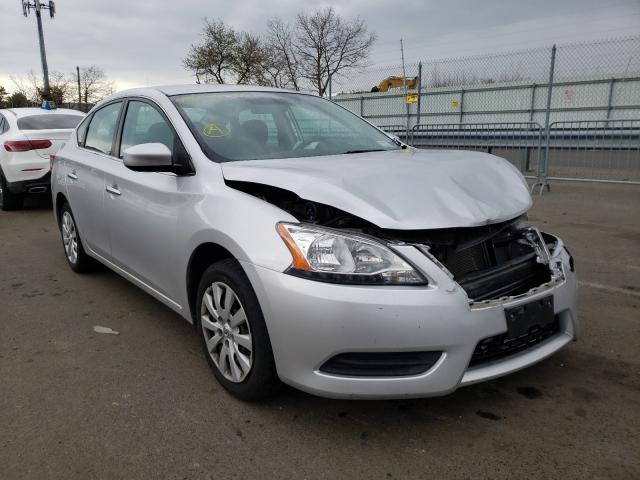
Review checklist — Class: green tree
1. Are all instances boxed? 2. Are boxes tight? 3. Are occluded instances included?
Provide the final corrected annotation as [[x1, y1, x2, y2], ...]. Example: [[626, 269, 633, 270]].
[[0, 86, 7, 107], [183, 18, 240, 84], [7, 92, 29, 107]]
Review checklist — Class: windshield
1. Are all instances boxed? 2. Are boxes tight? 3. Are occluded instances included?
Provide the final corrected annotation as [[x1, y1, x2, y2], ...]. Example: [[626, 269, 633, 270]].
[[170, 92, 399, 162], [17, 114, 84, 130]]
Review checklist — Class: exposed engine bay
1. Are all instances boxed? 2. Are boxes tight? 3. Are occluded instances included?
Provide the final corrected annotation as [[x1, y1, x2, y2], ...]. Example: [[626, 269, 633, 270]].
[[228, 181, 564, 302]]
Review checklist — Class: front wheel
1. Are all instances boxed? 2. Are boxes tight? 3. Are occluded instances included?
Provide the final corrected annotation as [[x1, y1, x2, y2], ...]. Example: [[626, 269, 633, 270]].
[[196, 259, 280, 401]]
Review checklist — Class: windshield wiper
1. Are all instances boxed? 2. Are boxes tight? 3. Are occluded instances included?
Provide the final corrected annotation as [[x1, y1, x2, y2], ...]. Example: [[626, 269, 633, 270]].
[[344, 149, 386, 154]]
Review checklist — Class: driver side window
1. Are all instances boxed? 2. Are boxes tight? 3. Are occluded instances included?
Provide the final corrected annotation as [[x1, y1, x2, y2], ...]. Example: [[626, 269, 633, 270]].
[[120, 101, 175, 157]]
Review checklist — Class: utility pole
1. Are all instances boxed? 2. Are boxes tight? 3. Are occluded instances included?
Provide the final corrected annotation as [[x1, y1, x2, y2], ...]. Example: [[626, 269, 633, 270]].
[[21, 1, 56, 102]]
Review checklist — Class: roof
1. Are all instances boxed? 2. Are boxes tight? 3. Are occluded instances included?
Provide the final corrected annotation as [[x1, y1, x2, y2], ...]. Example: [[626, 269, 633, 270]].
[[1, 107, 85, 118], [113, 84, 302, 98]]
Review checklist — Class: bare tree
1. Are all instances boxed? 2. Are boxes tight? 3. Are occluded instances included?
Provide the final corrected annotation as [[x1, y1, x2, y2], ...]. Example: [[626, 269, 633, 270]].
[[183, 11, 375, 93], [77, 66, 114, 104], [265, 19, 301, 90], [10, 72, 38, 101], [294, 8, 376, 96], [10, 70, 71, 104]]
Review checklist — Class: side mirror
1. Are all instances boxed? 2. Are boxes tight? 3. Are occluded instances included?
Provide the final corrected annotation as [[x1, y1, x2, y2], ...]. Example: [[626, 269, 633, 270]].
[[123, 143, 173, 172]]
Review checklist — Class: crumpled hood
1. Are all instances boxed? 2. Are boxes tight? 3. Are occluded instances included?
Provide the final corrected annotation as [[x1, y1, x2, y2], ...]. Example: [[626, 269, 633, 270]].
[[221, 149, 532, 230]]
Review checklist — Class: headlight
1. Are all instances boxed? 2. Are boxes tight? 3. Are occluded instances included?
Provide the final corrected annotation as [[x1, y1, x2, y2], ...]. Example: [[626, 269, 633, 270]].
[[276, 223, 427, 285]]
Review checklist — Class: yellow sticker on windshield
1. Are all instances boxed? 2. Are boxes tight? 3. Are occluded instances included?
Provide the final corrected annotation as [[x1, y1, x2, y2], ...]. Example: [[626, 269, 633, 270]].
[[202, 123, 228, 138]]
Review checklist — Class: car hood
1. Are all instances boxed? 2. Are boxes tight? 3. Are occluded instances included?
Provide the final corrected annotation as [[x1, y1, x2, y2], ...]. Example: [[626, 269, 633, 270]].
[[221, 149, 532, 230]]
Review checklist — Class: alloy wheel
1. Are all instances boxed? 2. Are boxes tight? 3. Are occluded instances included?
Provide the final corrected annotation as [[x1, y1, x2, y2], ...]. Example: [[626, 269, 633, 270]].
[[201, 282, 253, 383], [61, 211, 78, 264]]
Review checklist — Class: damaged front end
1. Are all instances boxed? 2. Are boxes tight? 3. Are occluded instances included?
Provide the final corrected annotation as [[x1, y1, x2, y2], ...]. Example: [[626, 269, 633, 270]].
[[227, 180, 568, 304], [403, 224, 567, 307]]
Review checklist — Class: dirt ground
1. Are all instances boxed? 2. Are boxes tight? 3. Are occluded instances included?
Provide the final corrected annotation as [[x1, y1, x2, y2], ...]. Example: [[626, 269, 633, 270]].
[[1, 181, 639, 480]]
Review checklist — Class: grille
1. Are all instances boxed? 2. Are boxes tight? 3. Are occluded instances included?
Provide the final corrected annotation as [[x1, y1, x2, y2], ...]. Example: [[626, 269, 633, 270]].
[[319, 351, 442, 377], [437, 232, 552, 301], [469, 316, 560, 367], [445, 242, 492, 277], [457, 252, 551, 301]]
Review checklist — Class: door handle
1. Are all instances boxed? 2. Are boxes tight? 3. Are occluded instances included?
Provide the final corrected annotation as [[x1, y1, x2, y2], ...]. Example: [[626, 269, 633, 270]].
[[106, 185, 121, 196], [67, 170, 78, 180]]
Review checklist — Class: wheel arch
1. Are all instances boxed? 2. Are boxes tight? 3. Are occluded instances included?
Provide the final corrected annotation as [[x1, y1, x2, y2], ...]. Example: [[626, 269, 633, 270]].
[[55, 192, 68, 226], [186, 242, 236, 322]]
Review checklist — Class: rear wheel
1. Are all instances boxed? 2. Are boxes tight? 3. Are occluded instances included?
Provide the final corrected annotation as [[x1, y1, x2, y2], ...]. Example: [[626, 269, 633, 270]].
[[196, 259, 280, 401], [59, 202, 97, 273], [0, 170, 24, 211]]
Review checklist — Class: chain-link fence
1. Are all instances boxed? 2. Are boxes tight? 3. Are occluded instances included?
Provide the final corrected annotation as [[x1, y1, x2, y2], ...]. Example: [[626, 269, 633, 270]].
[[333, 36, 640, 186], [411, 123, 544, 178]]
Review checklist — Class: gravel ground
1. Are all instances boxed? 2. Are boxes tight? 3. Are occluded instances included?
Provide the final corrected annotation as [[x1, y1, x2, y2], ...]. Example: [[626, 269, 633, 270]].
[[1, 181, 639, 480]]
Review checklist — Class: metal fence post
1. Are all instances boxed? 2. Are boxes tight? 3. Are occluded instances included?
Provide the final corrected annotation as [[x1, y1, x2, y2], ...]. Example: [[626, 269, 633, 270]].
[[605, 78, 615, 126], [536, 44, 556, 194], [359, 96, 364, 117], [415, 62, 423, 145], [529, 83, 536, 122]]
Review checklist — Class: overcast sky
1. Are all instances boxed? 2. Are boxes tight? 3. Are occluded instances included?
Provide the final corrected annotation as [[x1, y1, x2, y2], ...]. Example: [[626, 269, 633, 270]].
[[1, 0, 639, 94]]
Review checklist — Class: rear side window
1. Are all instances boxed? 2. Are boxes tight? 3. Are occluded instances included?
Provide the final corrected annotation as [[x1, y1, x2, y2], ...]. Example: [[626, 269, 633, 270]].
[[84, 102, 123, 155], [17, 114, 84, 130], [0, 115, 7, 134]]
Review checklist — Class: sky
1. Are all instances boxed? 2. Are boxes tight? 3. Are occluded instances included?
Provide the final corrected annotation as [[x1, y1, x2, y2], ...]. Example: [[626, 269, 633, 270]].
[[0, 0, 639, 94]]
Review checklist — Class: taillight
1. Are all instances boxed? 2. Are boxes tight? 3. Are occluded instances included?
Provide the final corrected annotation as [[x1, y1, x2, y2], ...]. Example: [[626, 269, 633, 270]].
[[49, 153, 56, 171], [4, 139, 53, 152]]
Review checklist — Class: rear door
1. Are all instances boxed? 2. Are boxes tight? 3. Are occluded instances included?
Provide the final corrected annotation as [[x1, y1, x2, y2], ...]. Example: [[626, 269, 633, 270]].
[[64, 102, 123, 260]]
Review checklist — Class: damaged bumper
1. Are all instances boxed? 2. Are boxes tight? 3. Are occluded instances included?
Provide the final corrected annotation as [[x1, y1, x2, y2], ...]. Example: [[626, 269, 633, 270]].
[[241, 237, 578, 399]]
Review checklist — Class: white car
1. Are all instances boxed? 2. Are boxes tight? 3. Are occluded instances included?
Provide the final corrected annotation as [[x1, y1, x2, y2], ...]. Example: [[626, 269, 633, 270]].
[[0, 107, 85, 210]]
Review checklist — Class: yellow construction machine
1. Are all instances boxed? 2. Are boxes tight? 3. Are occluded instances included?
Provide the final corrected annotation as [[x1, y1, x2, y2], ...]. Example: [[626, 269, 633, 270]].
[[371, 76, 419, 93]]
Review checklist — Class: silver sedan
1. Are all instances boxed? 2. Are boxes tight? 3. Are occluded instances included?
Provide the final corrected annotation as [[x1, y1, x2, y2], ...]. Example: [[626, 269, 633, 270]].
[[51, 85, 578, 400]]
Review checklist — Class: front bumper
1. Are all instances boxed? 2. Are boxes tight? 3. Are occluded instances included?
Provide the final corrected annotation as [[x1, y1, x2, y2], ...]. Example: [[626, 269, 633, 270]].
[[242, 242, 578, 400]]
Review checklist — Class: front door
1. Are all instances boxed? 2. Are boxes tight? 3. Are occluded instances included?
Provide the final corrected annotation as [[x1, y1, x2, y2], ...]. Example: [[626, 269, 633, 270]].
[[103, 99, 192, 303]]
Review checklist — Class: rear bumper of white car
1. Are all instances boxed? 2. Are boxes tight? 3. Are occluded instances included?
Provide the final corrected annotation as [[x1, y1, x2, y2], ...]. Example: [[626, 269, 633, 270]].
[[4, 171, 51, 194], [1, 151, 51, 192], [242, 241, 578, 399]]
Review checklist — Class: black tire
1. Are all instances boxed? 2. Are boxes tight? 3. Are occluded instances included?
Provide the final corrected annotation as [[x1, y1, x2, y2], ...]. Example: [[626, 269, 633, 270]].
[[0, 169, 24, 211], [58, 202, 98, 273], [195, 259, 280, 401]]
